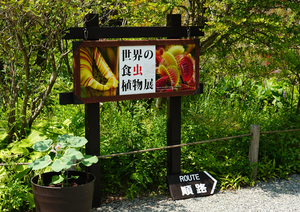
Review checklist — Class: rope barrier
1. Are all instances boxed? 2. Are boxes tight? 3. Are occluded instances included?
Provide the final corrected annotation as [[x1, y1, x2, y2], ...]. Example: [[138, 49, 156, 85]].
[[1, 127, 300, 166], [261, 128, 300, 134], [97, 133, 252, 159], [0, 162, 29, 166]]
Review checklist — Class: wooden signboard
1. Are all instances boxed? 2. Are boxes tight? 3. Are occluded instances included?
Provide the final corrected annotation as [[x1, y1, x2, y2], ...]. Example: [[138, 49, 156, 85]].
[[167, 171, 217, 200], [73, 39, 199, 103]]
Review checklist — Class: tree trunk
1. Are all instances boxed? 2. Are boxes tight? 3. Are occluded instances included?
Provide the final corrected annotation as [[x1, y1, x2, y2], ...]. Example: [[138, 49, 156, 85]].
[[7, 102, 16, 143], [16, 33, 30, 139], [0, 60, 9, 112], [296, 86, 300, 114], [183, 0, 191, 26], [7, 63, 19, 143]]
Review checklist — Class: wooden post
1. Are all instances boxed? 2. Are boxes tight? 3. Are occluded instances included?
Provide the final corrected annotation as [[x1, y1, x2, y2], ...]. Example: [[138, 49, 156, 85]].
[[84, 13, 101, 207], [167, 14, 182, 175], [249, 124, 260, 181]]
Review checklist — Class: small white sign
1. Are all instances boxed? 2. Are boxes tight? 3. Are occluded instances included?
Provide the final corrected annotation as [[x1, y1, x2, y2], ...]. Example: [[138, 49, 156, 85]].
[[119, 45, 156, 95]]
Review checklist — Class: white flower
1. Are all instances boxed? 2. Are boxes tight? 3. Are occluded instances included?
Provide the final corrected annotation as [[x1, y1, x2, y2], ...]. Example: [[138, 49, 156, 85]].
[[55, 144, 62, 151]]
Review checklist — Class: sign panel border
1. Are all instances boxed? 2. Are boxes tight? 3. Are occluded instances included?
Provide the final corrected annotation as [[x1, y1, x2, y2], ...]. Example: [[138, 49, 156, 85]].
[[73, 39, 199, 103]]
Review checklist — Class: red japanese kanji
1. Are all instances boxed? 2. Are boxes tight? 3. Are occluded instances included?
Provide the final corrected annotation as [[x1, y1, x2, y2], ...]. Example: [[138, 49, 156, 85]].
[[133, 64, 142, 76]]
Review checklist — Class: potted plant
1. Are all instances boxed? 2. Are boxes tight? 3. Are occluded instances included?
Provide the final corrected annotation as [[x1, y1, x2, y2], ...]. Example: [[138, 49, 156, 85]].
[[27, 134, 98, 212]]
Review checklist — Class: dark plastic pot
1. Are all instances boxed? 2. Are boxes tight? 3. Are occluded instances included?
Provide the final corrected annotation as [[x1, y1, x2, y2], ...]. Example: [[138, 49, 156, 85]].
[[31, 171, 95, 212]]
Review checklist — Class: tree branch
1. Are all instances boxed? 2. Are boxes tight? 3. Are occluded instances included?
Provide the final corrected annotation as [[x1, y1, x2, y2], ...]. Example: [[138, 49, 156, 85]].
[[199, 31, 220, 55], [27, 48, 71, 128]]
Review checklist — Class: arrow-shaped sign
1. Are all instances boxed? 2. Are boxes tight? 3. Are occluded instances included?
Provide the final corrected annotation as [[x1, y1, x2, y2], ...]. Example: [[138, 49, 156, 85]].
[[167, 171, 217, 200]]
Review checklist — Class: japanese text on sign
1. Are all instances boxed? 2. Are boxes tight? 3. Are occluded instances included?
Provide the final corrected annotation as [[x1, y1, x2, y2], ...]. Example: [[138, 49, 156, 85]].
[[119, 46, 156, 95], [180, 183, 207, 196]]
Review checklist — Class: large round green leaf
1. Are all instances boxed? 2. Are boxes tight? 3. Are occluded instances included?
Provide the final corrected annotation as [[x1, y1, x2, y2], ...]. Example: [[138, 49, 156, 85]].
[[82, 155, 98, 166], [32, 139, 53, 152], [27, 155, 52, 170], [56, 134, 73, 143], [67, 137, 88, 148], [51, 158, 73, 172], [64, 148, 84, 160]]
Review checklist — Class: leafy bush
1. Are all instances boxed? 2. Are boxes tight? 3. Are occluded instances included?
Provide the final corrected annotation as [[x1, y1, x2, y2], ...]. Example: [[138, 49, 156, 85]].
[[0, 164, 34, 212], [0, 178, 34, 212]]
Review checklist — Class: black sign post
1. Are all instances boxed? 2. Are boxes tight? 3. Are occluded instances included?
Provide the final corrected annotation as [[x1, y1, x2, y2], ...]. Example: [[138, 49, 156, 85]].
[[167, 171, 217, 200], [167, 14, 182, 176], [83, 14, 101, 207]]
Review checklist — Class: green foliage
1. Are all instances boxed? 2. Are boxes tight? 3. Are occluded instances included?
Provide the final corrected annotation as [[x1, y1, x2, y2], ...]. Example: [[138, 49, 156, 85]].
[[0, 0, 300, 209], [98, 100, 168, 198], [0, 0, 91, 142], [27, 134, 98, 186], [219, 172, 254, 191], [0, 162, 34, 212], [0, 179, 34, 212], [1, 73, 300, 207], [97, 75, 300, 199]]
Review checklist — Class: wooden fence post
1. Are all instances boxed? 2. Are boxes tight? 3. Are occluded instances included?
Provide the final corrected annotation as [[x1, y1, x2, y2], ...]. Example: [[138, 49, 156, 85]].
[[249, 124, 260, 181]]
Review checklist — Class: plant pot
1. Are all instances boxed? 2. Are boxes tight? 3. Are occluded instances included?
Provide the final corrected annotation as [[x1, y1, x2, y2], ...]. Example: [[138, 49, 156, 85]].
[[31, 171, 95, 212]]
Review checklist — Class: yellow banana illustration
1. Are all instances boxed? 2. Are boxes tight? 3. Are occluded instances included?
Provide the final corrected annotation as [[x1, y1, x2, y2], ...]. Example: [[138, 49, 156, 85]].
[[80, 47, 118, 92]]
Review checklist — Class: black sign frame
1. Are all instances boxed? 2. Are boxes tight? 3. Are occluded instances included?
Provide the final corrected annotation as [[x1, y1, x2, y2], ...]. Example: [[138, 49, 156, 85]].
[[73, 39, 199, 103]]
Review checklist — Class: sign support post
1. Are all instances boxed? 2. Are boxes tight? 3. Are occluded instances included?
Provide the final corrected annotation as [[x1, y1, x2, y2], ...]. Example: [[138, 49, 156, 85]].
[[167, 14, 181, 175], [84, 14, 101, 208]]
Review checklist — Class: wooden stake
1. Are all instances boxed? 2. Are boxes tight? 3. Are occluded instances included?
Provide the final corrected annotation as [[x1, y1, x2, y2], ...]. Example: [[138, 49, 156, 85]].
[[249, 124, 260, 181]]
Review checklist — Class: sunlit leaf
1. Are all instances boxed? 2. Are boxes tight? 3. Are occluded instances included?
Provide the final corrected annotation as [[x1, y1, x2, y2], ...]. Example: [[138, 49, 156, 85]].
[[32, 139, 53, 152], [67, 136, 88, 148], [51, 157, 73, 172], [18, 130, 47, 148], [10, 146, 29, 155], [56, 134, 73, 142], [28, 155, 51, 170], [50, 175, 64, 185], [82, 155, 98, 166], [63, 148, 84, 160]]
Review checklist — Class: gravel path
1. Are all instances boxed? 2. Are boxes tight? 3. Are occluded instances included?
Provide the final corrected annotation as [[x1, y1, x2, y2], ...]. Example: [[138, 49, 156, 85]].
[[93, 174, 300, 212]]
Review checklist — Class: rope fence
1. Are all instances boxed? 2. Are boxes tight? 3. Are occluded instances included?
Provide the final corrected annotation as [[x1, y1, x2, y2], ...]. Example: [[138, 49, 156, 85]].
[[260, 128, 300, 134], [1, 127, 300, 166], [97, 133, 252, 159]]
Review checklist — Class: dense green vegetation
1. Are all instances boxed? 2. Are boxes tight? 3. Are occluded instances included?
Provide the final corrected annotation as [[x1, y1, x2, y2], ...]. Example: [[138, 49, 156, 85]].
[[1, 75, 300, 210], [1, 0, 300, 211]]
